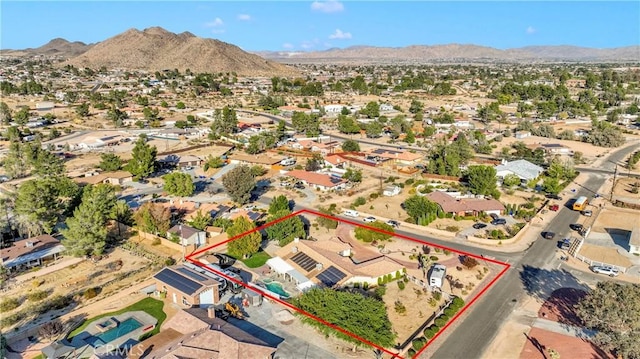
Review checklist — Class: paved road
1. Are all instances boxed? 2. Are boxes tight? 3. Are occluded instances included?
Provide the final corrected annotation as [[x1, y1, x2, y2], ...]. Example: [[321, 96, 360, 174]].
[[428, 175, 604, 359]]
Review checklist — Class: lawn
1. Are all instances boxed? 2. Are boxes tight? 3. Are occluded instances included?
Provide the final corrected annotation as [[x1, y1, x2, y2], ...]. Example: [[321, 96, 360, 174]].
[[67, 297, 166, 339], [241, 250, 271, 268]]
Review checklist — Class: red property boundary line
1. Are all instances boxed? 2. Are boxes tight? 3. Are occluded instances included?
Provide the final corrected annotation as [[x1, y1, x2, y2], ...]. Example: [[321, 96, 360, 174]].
[[185, 209, 511, 359]]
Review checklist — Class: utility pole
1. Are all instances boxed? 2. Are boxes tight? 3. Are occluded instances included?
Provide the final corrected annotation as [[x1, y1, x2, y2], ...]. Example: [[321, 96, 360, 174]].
[[610, 164, 618, 202]]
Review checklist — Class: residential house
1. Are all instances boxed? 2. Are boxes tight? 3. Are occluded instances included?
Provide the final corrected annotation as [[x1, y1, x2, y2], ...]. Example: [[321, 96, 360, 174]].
[[426, 191, 505, 217], [495, 159, 544, 183], [367, 148, 423, 166], [1, 235, 65, 272], [383, 185, 401, 197], [285, 170, 348, 191], [379, 103, 394, 112], [35, 101, 55, 111], [153, 265, 222, 307], [515, 131, 531, 139], [538, 143, 572, 155], [323, 104, 344, 114], [128, 307, 281, 359], [167, 224, 207, 247], [72, 171, 133, 186], [311, 141, 340, 156], [177, 155, 203, 168]]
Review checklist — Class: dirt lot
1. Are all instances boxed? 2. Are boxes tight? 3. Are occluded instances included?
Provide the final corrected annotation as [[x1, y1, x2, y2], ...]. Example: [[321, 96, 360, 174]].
[[0, 248, 154, 331], [496, 134, 611, 162], [383, 281, 445, 344], [578, 244, 632, 268], [613, 177, 640, 199], [591, 207, 636, 232]]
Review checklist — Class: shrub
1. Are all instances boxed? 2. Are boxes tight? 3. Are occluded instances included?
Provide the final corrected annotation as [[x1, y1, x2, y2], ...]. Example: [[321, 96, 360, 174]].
[[451, 297, 465, 309], [362, 282, 369, 290], [434, 318, 447, 327], [444, 307, 455, 317], [424, 327, 436, 339], [395, 270, 402, 279], [374, 285, 387, 298], [397, 281, 406, 290], [407, 348, 416, 357], [165, 257, 176, 266], [84, 288, 98, 299], [0, 298, 20, 312], [461, 256, 479, 269], [432, 291, 442, 301], [412, 337, 426, 350], [394, 300, 407, 314], [353, 197, 366, 207], [27, 290, 49, 302], [369, 192, 379, 199], [429, 256, 439, 261]]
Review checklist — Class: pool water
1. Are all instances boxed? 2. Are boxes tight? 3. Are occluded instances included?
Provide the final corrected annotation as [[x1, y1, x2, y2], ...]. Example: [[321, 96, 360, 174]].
[[264, 282, 291, 298], [86, 318, 142, 347]]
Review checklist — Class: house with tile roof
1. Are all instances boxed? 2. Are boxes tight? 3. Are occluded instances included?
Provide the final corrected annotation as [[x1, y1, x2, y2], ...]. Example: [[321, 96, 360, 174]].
[[128, 307, 282, 359], [426, 191, 505, 217], [285, 170, 347, 191]]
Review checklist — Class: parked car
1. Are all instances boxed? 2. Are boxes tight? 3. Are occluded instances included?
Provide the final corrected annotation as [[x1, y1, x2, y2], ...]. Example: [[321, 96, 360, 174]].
[[386, 220, 400, 228], [294, 183, 305, 190], [489, 213, 499, 220], [559, 238, 571, 250], [473, 223, 487, 229], [569, 223, 584, 231], [363, 216, 376, 223], [344, 210, 359, 218], [549, 204, 560, 212], [543, 232, 556, 240], [590, 265, 620, 277], [491, 218, 507, 225], [581, 210, 593, 217]]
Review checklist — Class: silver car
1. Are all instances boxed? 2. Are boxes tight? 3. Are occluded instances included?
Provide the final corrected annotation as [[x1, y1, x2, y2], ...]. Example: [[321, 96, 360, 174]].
[[590, 265, 620, 277]]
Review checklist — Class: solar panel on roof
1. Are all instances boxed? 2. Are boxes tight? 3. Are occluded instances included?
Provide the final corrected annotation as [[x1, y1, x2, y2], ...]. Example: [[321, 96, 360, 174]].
[[316, 266, 347, 287], [154, 268, 204, 295], [176, 267, 209, 282], [290, 252, 318, 272]]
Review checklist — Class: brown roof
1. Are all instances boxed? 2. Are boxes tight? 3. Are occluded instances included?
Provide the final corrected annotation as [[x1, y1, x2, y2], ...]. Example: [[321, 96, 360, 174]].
[[132, 308, 279, 359], [228, 154, 282, 165], [287, 170, 346, 188], [426, 191, 505, 213], [0, 235, 62, 263], [72, 170, 132, 185]]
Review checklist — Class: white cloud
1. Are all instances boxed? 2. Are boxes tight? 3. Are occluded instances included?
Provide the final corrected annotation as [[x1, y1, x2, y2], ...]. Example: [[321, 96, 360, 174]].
[[311, 0, 344, 13], [526, 26, 536, 34], [204, 17, 224, 28], [282, 43, 294, 49], [328, 29, 351, 40], [237, 14, 251, 21]]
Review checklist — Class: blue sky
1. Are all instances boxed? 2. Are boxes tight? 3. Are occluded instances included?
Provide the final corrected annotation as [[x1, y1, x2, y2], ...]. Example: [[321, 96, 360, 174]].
[[2, 1, 639, 51]]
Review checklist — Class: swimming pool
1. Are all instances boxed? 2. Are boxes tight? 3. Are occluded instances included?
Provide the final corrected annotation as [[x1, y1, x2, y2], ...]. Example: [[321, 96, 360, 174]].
[[264, 281, 291, 299], [86, 318, 143, 347]]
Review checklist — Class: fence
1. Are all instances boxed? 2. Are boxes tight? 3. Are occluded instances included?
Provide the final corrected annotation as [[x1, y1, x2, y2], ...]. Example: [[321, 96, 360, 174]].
[[574, 253, 627, 273]]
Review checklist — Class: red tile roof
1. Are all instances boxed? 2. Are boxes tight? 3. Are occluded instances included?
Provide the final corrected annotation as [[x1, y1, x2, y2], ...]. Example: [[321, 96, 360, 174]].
[[287, 170, 346, 188]]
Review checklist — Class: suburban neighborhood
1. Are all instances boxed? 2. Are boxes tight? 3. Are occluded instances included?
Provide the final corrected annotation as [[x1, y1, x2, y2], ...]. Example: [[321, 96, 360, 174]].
[[1, 3, 640, 359]]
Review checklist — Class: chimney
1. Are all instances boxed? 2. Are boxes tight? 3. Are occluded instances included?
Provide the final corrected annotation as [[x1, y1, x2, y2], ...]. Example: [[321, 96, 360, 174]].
[[25, 241, 35, 248], [207, 305, 216, 318], [340, 248, 351, 257], [316, 263, 324, 271], [291, 246, 298, 253]]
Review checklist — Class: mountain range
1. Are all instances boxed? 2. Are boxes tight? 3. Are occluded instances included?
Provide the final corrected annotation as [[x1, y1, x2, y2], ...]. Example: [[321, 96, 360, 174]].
[[2, 28, 638, 75], [255, 44, 640, 63]]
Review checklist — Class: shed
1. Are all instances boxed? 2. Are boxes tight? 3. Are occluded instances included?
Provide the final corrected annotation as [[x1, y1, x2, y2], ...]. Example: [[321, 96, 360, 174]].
[[429, 264, 446, 289], [242, 288, 263, 306]]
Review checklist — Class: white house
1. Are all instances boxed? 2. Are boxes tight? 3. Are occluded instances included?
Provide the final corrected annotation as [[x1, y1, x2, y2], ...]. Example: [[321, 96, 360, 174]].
[[515, 131, 531, 139], [323, 104, 344, 114], [495, 159, 543, 183], [429, 264, 446, 289], [379, 103, 394, 112], [383, 185, 401, 197]]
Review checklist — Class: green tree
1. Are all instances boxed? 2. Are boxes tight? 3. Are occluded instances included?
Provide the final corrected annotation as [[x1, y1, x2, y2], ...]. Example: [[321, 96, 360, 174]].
[[221, 165, 256, 204], [341, 139, 360, 152], [133, 202, 171, 235], [354, 221, 394, 243], [14, 106, 30, 125], [366, 121, 383, 138], [32, 149, 65, 177], [0, 101, 12, 124], [337, 115, 361, 134], [466, 165, 499, 198], [176, 101, 186, 109], [305, 153, 324, 172], [291, 111, 320, 136], [61, 184, 117, 256], [405, 127, 416, 144], [361, 101, 380, 118], [106, 105, 127, 126], [275, 120, 287, 140], [404, 195, 439, 222], [125, 137, 157, 180], [189, 210, 212, 230], [210, 106, 238, 136], [502, 174, 521, 188], [316, 206, 338, 230], [293, 288, 396, 349], [227, 216, 262, 259], [343, 168, 363, 182], [203, 155, 224, 171], [163, 172, 195, 197], [269, 195, 290, 215], [542, 177, 562, 195], [14, 179, 60, 236], [576, 282, 640, 359], [3, 141, 29, 179], [409, 99, 424, 114], [98, 153, 123, 171], [75, 102, 90, 117], [265, 209, 306, 246]]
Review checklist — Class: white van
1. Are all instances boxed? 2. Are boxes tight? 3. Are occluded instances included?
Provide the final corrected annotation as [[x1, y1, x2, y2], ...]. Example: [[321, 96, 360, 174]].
[[343, 210, 359, 218]]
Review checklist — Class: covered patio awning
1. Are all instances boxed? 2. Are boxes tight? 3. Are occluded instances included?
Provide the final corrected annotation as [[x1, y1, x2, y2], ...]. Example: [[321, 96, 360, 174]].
[[266, 257, 295, 275]]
